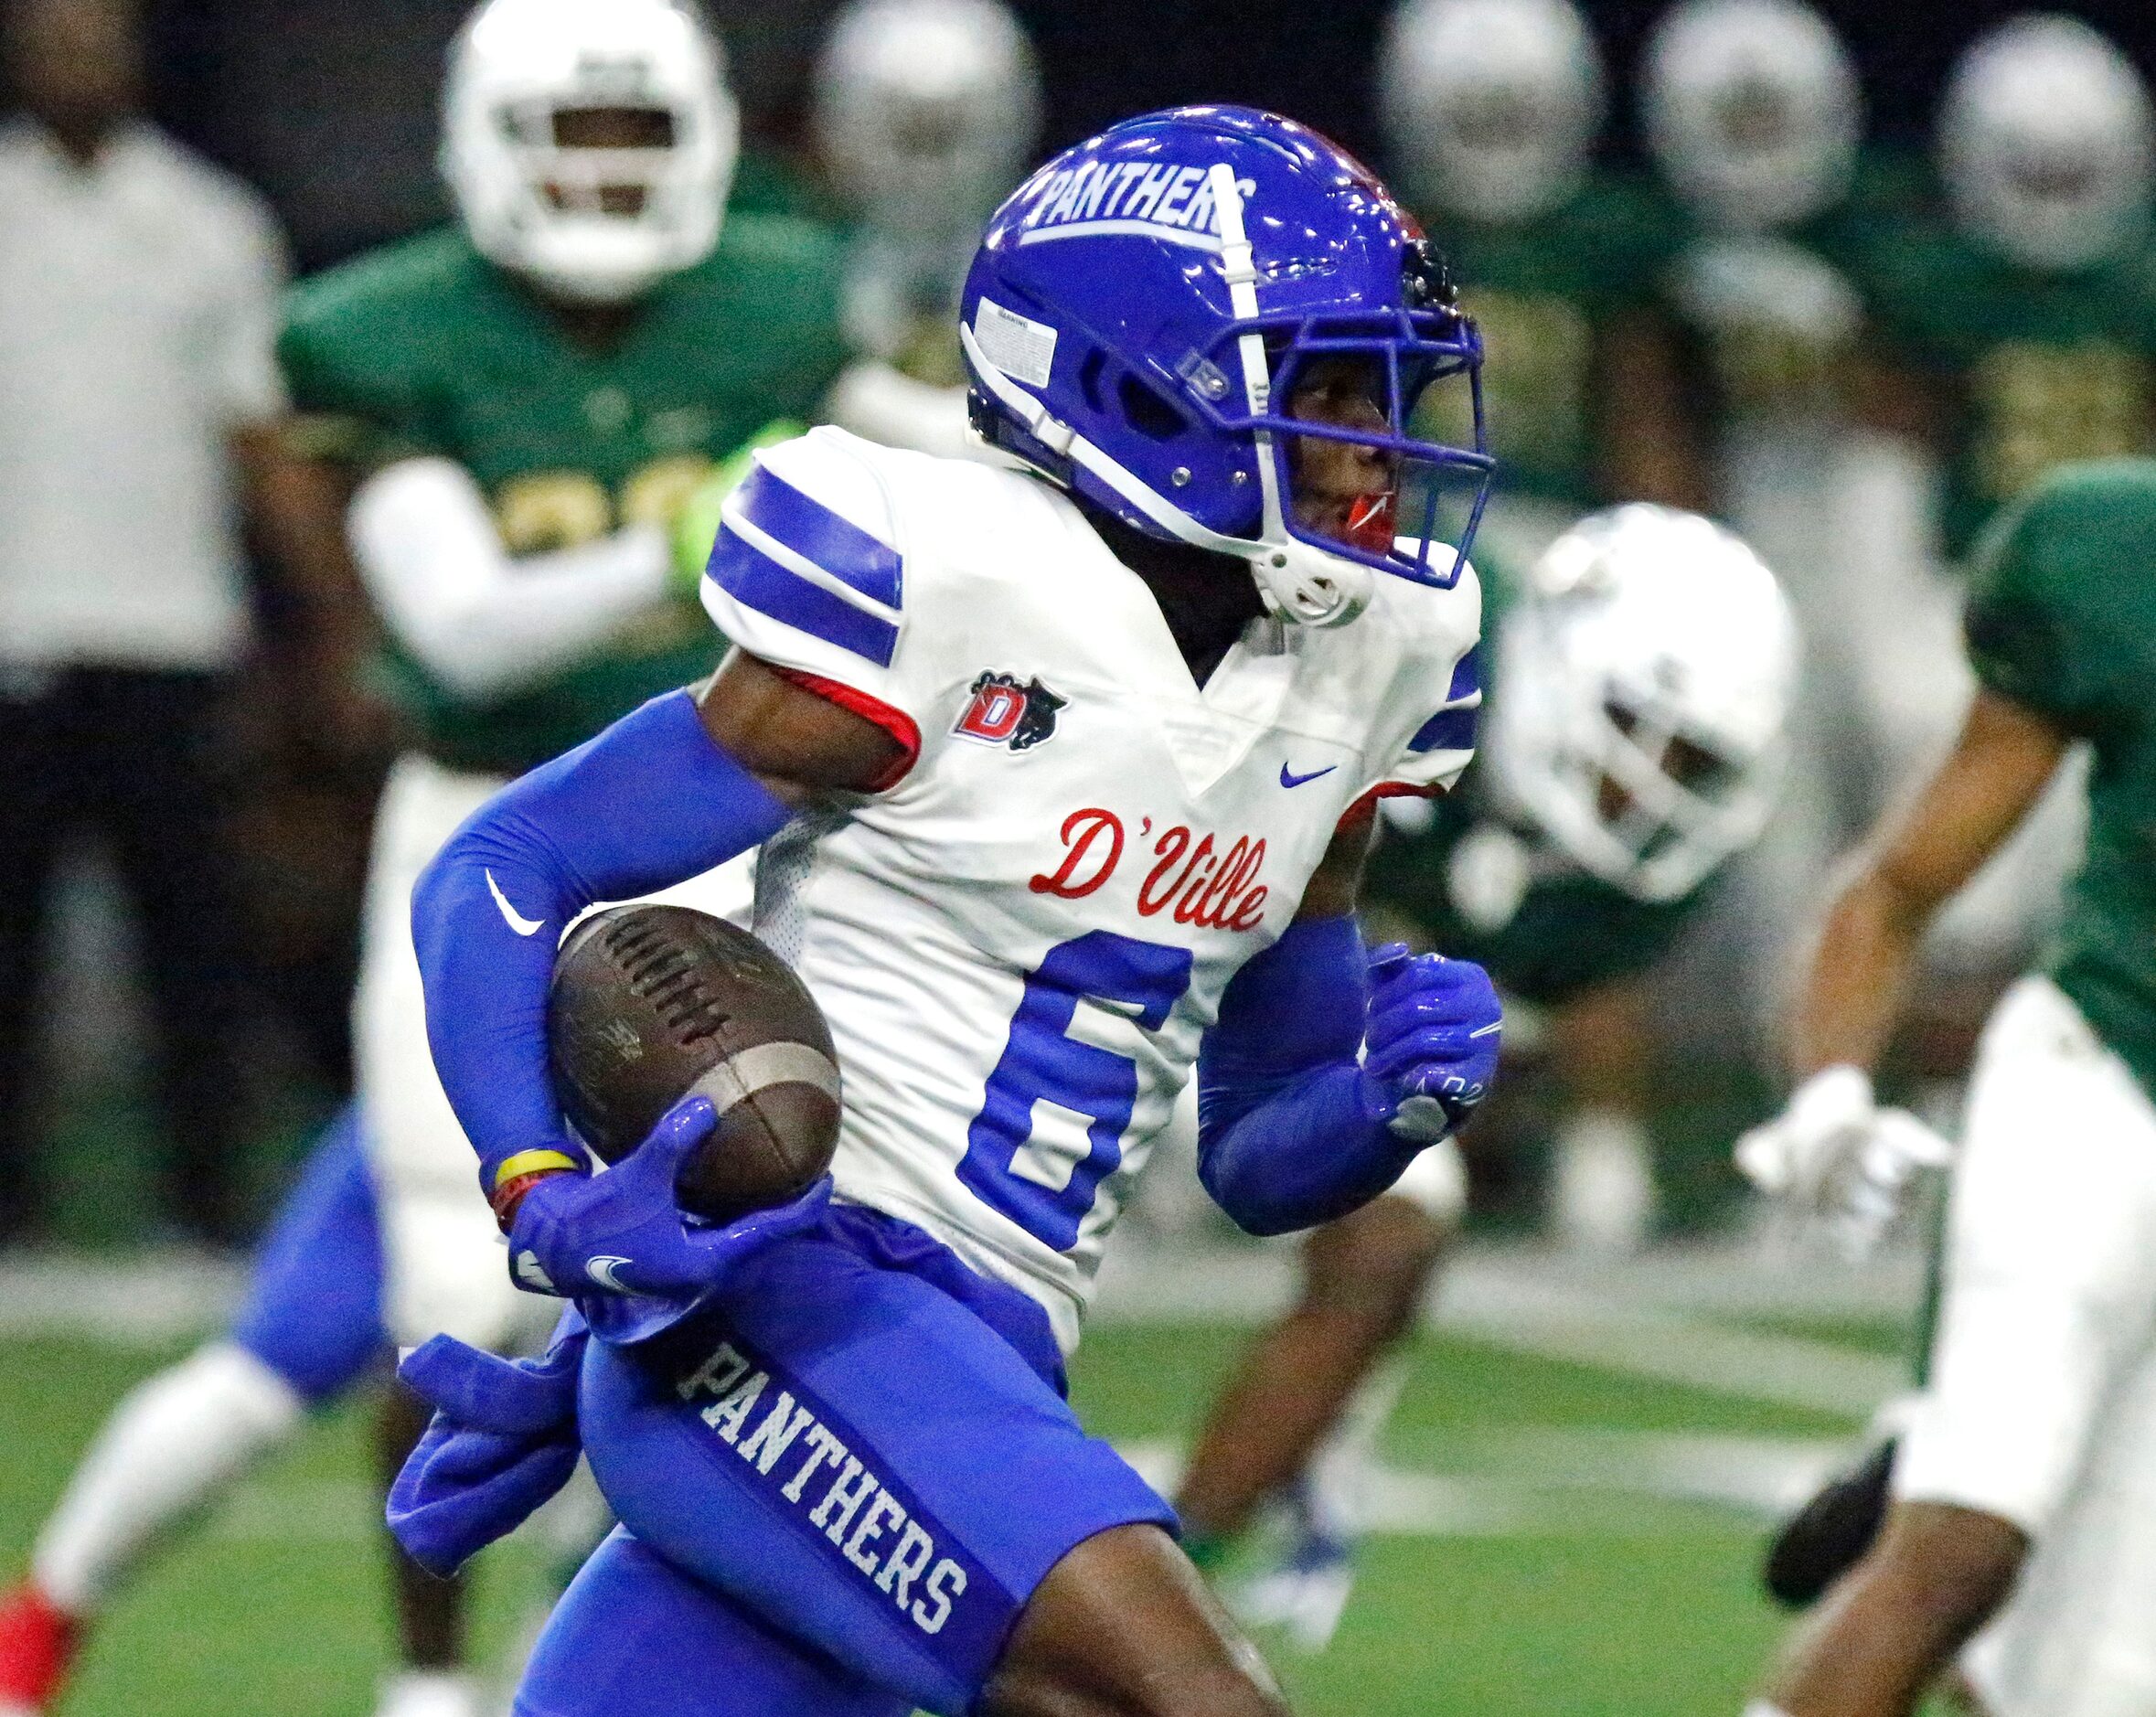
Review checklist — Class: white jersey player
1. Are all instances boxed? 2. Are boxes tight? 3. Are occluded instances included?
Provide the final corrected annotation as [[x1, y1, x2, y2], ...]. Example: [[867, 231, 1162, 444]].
[[391, 106, 1506, 1717], [1734, 451, 2156, 1717]]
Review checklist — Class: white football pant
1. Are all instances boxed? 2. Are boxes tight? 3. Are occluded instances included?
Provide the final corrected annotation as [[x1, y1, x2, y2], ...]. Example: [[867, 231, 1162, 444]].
[[1887, 977, 2156, 1716]]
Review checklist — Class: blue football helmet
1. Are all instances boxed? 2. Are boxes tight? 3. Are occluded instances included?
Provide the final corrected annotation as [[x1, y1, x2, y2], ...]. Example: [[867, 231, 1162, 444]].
[[959, 105, 1491, 627]]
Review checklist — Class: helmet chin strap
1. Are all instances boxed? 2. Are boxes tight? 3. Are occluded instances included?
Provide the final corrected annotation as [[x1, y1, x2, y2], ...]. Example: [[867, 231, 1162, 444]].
[[955, 165, 1374, 628], [1205, 163, 1372, 627]]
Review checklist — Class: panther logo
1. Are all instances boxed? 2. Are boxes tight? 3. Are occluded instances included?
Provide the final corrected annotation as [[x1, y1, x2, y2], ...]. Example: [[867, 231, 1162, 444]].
[[953, 670, 1066, 753]]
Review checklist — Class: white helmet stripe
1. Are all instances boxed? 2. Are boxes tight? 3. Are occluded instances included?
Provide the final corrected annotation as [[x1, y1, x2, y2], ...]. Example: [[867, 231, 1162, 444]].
[[1207, 164, 1292, 555]]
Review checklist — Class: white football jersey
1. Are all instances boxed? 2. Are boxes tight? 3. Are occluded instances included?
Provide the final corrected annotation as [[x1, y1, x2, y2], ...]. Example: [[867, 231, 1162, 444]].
[[703, 427, 1480, 1351]]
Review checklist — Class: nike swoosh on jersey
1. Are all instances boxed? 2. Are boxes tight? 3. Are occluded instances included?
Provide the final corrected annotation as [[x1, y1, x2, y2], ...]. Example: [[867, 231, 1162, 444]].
[[486, 869, 545, 937], [586, 1255, 634, 1293], [1279, 763, 1338, 788]]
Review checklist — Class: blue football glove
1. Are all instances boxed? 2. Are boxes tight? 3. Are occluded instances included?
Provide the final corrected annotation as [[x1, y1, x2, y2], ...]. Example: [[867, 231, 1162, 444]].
[[387, 1307, 588, 1576], [507, 1094, 832, 1306], [1356, 944, 1502, 1142]]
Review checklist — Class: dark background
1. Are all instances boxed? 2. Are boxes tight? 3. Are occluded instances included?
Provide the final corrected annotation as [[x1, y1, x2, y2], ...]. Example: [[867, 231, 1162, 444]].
[[96, 0, 2156, 272]]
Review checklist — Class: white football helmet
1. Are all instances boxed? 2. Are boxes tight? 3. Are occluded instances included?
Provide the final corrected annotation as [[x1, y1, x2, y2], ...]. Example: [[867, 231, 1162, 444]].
[[1379, 0, 1606, 225], [817, 0, 1040, 358], [442, 0, 738, 304], [1643, 0, 1860, 233], [1940, 15, 2155, 272], [815, 0, 1040, 248], [1486, 506, 1798, 902]]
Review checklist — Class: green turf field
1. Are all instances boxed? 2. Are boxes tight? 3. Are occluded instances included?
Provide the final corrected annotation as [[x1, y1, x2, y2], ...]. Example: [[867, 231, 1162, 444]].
[[0, 1270, 1920, 1717]]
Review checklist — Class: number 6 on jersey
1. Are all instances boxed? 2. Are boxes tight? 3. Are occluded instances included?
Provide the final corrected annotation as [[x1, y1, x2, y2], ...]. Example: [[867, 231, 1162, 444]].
[[957, 933, 1194, 1252]]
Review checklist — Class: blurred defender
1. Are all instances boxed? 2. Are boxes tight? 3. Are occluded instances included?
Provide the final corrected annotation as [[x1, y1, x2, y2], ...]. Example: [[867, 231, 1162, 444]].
[[1748, 23, 2156, 1712], [1734, 457, 2156, 1717], [1807, 17, 2155, 935], [1381, 0, 1709, 569], [0, 2, 853, 1712], [1176, 507, 1798, 1646], [815, 0, 1040, 452], [1855, 16, 2156, 564], [1637, 0, 1912, 1145], [1753, 15, 2156, 912], [1644, 0, 1869, 487], [1380, 0, 1713, 1246]]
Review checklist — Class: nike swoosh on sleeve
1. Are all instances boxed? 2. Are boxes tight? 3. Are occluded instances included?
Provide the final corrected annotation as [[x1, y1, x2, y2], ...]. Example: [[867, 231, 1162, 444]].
[[1279, 763, 1339, 788], [486, 869, 546, 937]]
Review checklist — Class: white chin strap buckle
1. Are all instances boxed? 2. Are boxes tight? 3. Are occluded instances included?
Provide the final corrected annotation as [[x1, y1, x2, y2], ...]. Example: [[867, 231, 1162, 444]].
[[1253, 539, 1373, 629]]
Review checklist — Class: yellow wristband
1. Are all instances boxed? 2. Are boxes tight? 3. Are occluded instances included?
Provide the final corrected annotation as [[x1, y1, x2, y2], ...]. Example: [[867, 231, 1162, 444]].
[[494, 1148, 580, 1190]]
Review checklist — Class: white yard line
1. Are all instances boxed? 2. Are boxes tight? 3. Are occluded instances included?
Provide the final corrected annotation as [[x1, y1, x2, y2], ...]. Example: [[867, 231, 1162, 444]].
[[1441, 1426, 1853, 1519], [0, 1240, 1914, 1419], [0, 1253, 245, 1345], [1093, 1231, 1923, 1327], [1435, 1267, 1904, 1421], [1093, 1235, 1913, 1422], [1108, 1429, 1853, 1539]]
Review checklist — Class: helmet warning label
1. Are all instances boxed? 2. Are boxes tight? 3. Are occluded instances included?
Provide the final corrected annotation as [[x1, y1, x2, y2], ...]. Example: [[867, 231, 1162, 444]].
[[972, 298, 1059, 388]]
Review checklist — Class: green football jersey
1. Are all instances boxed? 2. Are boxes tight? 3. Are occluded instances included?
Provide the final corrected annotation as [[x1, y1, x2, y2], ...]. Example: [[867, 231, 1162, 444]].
[[1360, 551, 1710, 1006], [280, 215, 849, 773], [1805, 150, 1934, 263], [726, 146, 827, 222], [1853, 212, 2156, 557], [1364, 798, 1710, 1008], [1965, 457, 2156, 1096], [1661, 150, 1925, 424], [1414, 173, 1687, 513]]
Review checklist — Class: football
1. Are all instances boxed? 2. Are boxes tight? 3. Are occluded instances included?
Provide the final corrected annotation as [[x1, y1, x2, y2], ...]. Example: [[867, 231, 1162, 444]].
[[547, 904, 841, 1222]]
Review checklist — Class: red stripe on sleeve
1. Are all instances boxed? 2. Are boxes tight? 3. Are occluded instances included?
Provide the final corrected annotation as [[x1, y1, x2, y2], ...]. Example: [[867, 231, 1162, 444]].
[[765, 666, 922, 792], [1337, 780, 1445, 829]]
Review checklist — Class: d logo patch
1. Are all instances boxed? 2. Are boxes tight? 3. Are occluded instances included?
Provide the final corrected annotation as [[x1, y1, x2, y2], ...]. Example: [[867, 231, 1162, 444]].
[[954, 671, 1064, 752]]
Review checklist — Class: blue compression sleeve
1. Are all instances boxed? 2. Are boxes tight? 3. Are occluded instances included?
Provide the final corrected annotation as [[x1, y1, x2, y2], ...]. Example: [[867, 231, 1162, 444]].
[[411, 690, 792, 1190], [1196, 915, 1420, 1237]]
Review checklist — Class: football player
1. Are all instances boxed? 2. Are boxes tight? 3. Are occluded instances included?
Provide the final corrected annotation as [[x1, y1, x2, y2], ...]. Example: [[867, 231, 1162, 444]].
[[1644, 0, 1869, 471], [1800, 17, 2155, 875], [815, 0, 1041, 458], [1733, 456, 2156, 1717], [388, 108, 1503, 1717], [1636, 0, 1899, 1139], [1173, 506, 1799, 1648], [0, 2, 852, 1713], [1852, 16, 2156, 563], [1381, 0, 1715, 1241], [1748, 10, 2156, 1661], [1379, 0, 1710, 576]]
